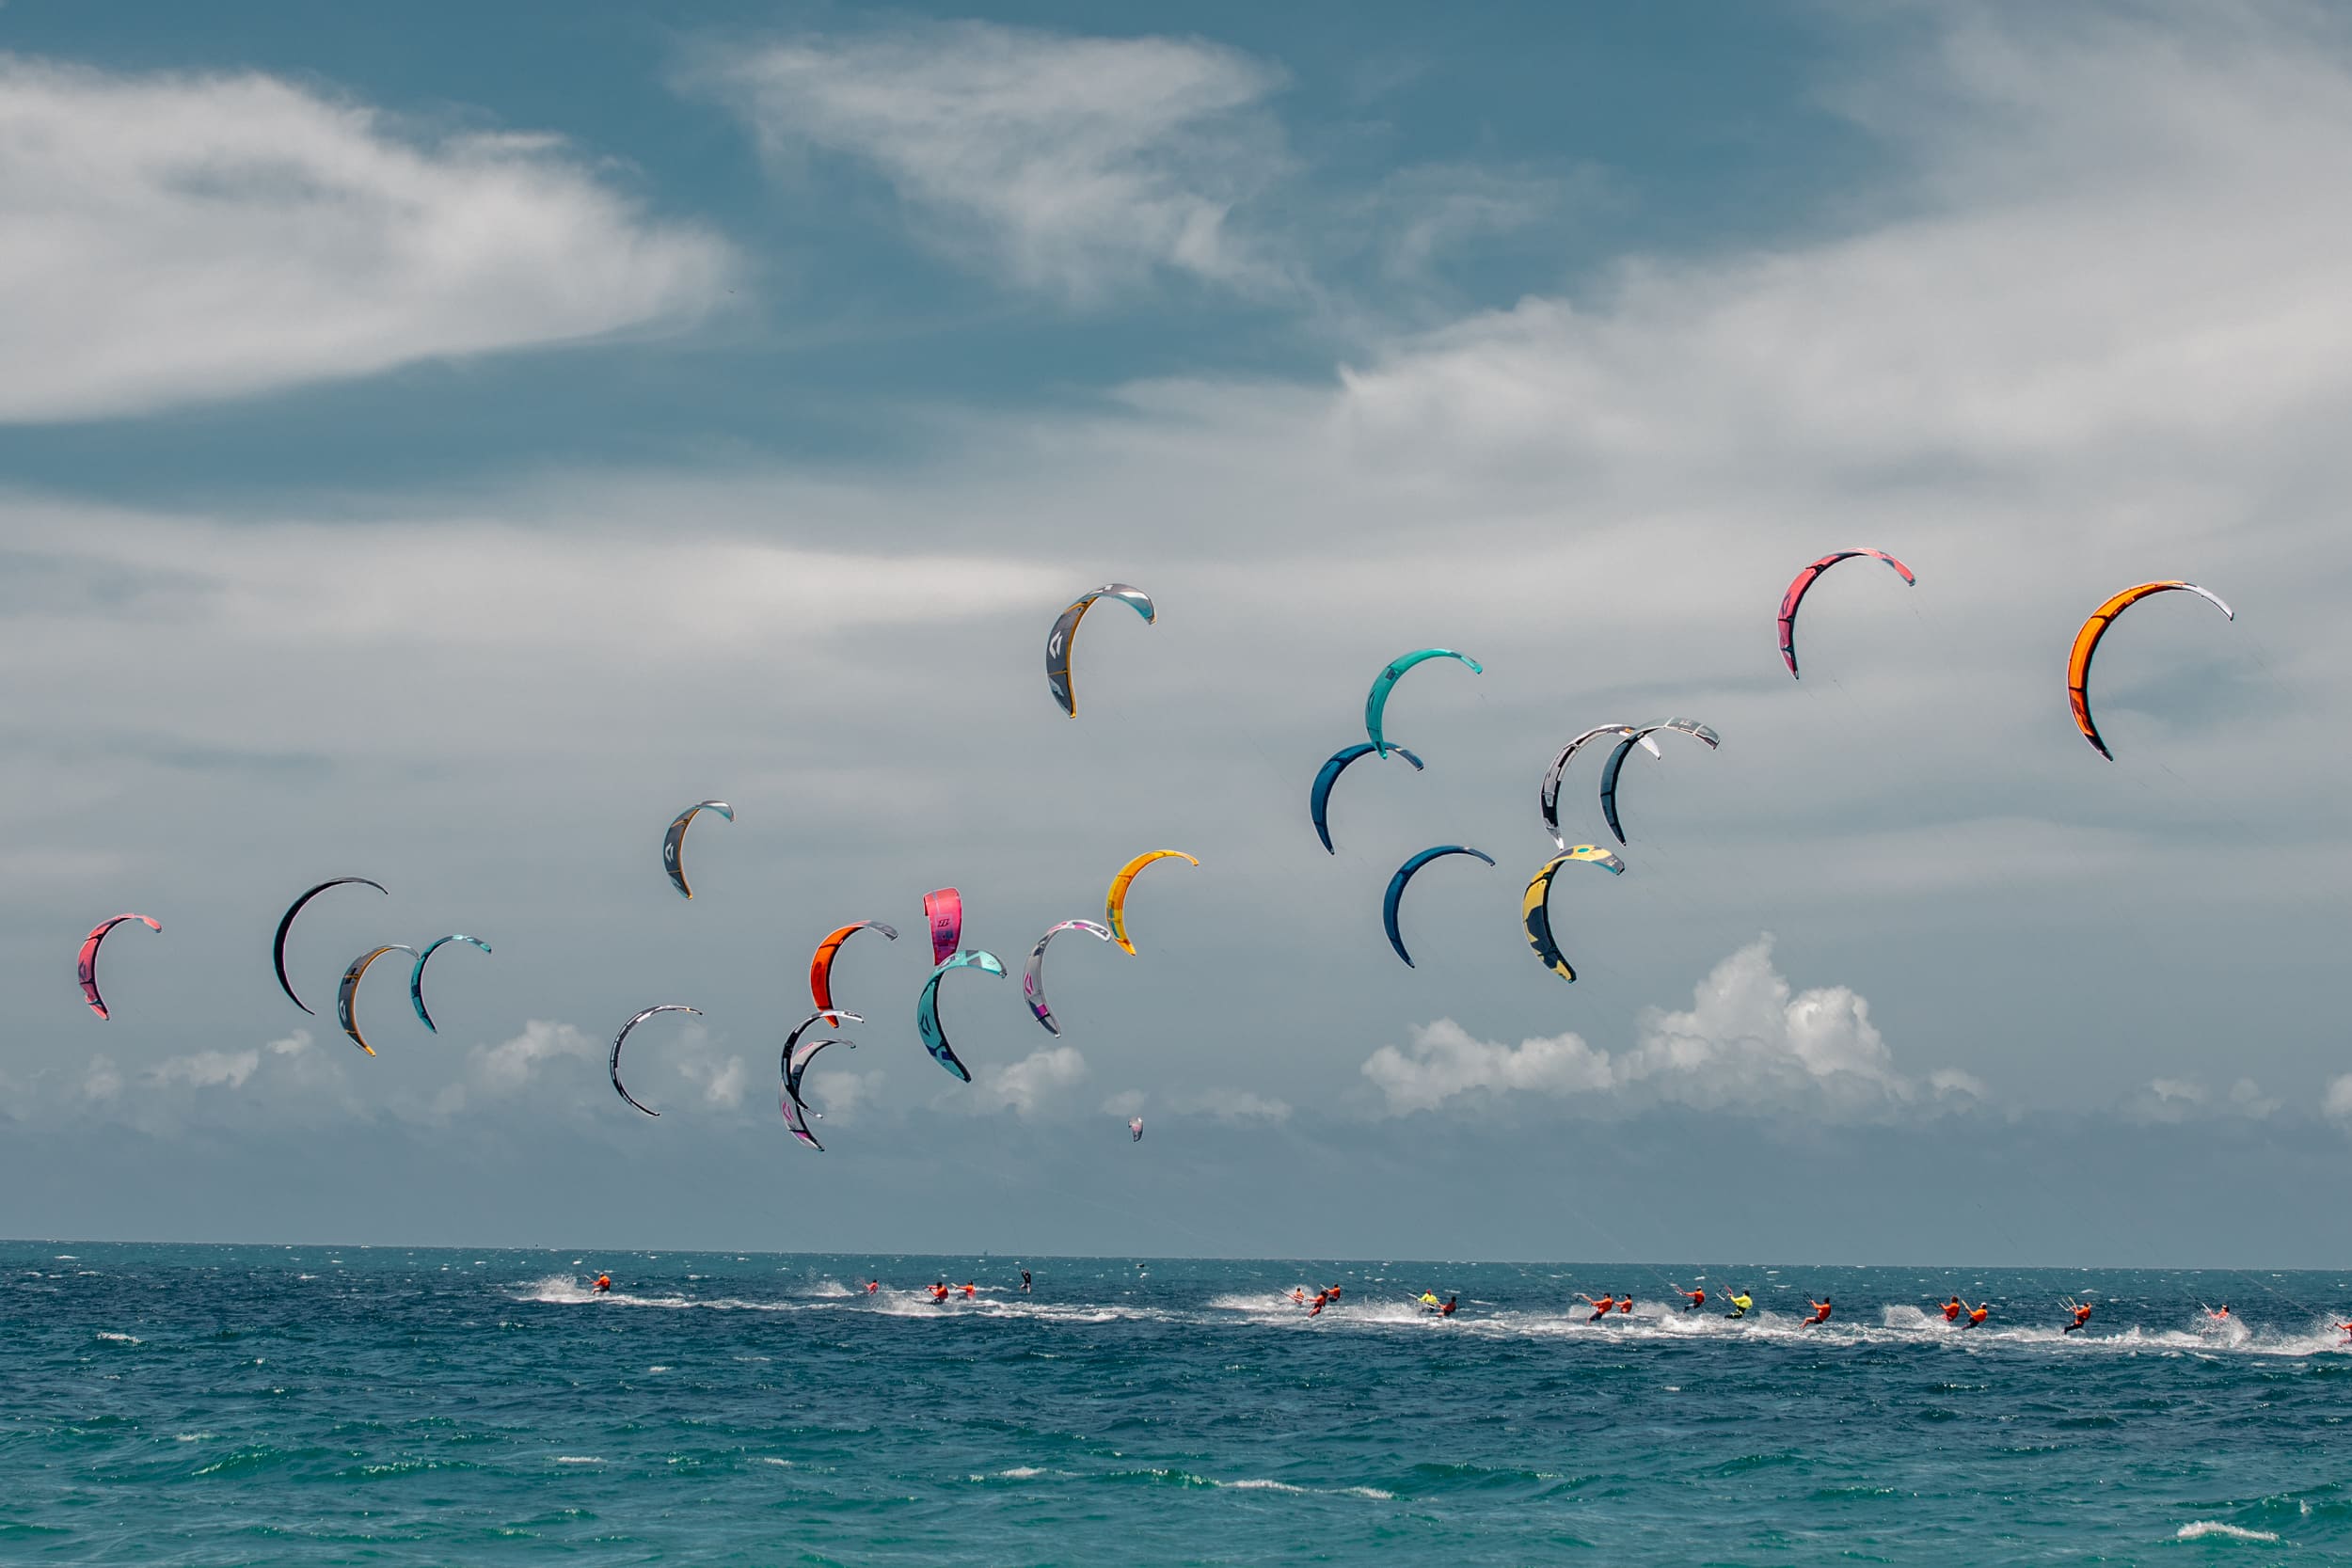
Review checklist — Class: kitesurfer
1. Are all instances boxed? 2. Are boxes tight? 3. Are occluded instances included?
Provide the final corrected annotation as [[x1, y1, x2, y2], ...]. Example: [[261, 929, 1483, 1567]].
[[866, 1280, 880, 1294], [1291, 1288, 1307, 1306], [1724, 1291, 1753, 1320], [593, 1274, 612, 1294], [1310, 1291, 1328, 1317], [1965, 1301, 1990, 1329], [962, 1282, 977, 1299], [1617, 1296, 1634, 1315], [1578, 1293, 1615, 1323], [1801, 1298, 1834, 1327], [1021, 1270, 1033, 1293], [2337, 1321, 2352, 1343], [1439, 1295, 1457, 1317], [1941, 1296, 1963, 1323], [2206, 1305, 2233, 1325], [2064, 1301, 2092, 1334], [1679, 1286, 1706, 1311], [1418, 1291, 1443, 1312], [931, 1281, 950, 1303], [1327, 1285, 1343, 1302]]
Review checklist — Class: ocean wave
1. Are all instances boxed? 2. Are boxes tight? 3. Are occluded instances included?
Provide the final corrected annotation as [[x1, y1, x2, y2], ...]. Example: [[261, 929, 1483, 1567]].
[[2175, 1521, 2280, 1542]]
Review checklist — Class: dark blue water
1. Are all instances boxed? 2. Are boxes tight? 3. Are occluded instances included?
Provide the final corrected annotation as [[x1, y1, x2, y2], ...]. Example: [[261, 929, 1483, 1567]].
[[5, 1243, 2349, 1563]]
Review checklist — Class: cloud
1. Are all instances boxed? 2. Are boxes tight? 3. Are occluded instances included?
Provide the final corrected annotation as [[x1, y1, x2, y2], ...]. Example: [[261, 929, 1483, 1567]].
[[698, 22, 1288, 302], [974, 1046, 1089, 1117], [803, 1069, 882, 1125], [2131, 1075, 2281, 1123], [1364, 937, 1941, 1118], [0, 55, 733, 421], [146, 1049, 260, 1091], [1174, 1087, 1292, 1123], [472, 1022, 600, 1095]]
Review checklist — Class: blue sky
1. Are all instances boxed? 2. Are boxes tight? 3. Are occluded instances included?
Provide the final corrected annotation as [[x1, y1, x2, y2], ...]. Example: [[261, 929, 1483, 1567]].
[[0, 1, 2346, 1264]]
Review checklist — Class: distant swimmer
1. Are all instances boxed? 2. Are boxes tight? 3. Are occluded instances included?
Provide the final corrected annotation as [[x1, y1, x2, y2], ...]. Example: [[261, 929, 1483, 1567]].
[[1578, 1293, 1616, 1323], [1801, 1298, 1833, 1327], [592, 1274, 612, 1294], [1724, 1291, 1753, 1320], [1941, 1296, 1963, 1323], [1021, 1270, 1032, 1293], [1679, 1286, 1706, 1312], [2064, 1300, 2092, 1334], [1440, 1296, 1458, 1317], [1965, 1301, 1989, 1329]]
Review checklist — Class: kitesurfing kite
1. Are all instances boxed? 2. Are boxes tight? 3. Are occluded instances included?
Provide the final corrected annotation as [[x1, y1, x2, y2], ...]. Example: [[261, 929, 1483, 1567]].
[[1046, 583, 1155, 716], [77, 914, 159, 1021], [1383, 847, 1496, 967], [923, 888, 962, 967], [917, 951, 1003, 1083], [1365, 649, 1481, 758], [1522, 847, 1626, 982], [781, 1008, 859, 1151], [662, 801, 732, 899], [408, 935, 490, 1033], [1130, 1117, 1145, 1142], [1105, 850, 1199, 955], [272, 878, 387, 1016], [2066, 581, 2234, 758], [1778, 550, 1915, 678], [1600, 719, 1720, 846], [610, 1004, 702, 1117], [1311, 741, 1425, 855], [810, 921, 898, 1023], [336, 944, 416, 1056], [1024, 919, 1112, 1036], [1540, 725, 1655, 849]]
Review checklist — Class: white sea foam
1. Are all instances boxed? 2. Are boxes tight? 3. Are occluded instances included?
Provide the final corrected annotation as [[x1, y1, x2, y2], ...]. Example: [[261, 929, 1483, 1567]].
[[94, 1331, 139, 1344], [2175, 1521, 2279, 1542], [551, 1456, 604, 1465]]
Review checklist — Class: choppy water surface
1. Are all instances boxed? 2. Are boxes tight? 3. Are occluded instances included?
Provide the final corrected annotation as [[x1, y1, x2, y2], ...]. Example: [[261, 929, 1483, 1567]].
[[5, 1244, 2350, 1563]]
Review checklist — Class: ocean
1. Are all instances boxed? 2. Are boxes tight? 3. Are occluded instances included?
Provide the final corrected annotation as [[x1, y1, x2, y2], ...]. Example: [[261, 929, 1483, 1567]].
[[4, 1243, 2347, 1563]]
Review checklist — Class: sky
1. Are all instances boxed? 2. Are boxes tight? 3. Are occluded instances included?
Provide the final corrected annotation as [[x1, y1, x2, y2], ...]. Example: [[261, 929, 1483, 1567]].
[[0, 0, 2346, 1265]]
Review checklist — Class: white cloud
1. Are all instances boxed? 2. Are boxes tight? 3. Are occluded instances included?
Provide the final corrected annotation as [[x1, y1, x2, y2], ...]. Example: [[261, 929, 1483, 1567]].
[[1364, 937, 1940, 1118], [1100, 1089, 1148, 1118], [1175, 1087, 1292, 1123], [2327, 1074, 2352, 1123], [803, 1069, 882, 1124], [472, 1022, 600, 1095], [2133, 1075, 2280, 1123], [974, 1046, 1089, 1117], [146, 1049, 260, 1091], [0, 55, 733, 421], [700, 22, 1288, 302], [81, 1053, 121, 1102]]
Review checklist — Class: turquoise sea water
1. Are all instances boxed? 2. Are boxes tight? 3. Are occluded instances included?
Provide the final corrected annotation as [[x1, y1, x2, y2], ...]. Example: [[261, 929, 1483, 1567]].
[[5, 1243, 2350, 1563]]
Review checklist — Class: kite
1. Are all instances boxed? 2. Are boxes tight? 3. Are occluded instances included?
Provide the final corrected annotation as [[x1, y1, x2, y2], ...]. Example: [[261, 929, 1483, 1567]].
[[1599, 719, 1720, 846], [810, 921, 898, 1024], [1130, 1117, 1145, 1142], [662, 801, 732, 899], [1777, 550, 1915, 678], [917, 950, 1003, 1083], [1365, 649, 1481, 757], [2066, 581, 2234, 758], [273, 878, 388, 1016], [1522, 847, 1625, 982], [77, 914, 160, 1021], [610, 1004, 702, 1117], [1382, 847, 1497, 968], [923, 889, 962, 967], [408, 935, 491, 1033], [1046, 583, 1156, 716], [781, 1007, 860, 1151], [1311, 741, 1426, 855], [1023, 919, 1113, 1036], [1540, 725, 1656, 850], [1104, 850, 1199, 955], [336, 944, 416, 1056]]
